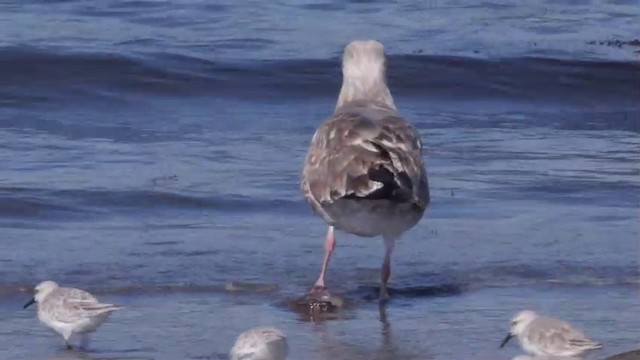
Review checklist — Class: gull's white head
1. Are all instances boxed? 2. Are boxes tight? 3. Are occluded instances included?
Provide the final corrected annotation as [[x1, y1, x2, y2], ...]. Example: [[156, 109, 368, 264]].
[[342, 39, 387, 83], [230, 327, 288, 360], [336, 39, 395, 110], [500, 310, 538, 349], [24, 280, 59, 309]]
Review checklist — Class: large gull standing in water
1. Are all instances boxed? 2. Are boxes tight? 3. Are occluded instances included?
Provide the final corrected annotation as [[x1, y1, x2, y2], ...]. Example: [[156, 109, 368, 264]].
[[301, 39, 430, 300]]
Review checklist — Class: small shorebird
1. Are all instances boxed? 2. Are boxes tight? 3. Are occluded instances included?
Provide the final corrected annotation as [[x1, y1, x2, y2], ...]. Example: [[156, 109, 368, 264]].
[[230, 327, 288, 360], [301, 39, 430, 300], [23, 280, 121, 349], [500, 310, 602, 357]]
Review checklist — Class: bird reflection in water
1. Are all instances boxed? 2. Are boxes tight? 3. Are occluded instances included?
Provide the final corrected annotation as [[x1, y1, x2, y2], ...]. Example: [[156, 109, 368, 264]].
[[306, 304, 434, 360]]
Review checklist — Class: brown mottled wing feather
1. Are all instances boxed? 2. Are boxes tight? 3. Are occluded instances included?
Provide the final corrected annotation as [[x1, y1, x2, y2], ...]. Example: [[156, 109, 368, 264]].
[[301, 110, 429, 223]]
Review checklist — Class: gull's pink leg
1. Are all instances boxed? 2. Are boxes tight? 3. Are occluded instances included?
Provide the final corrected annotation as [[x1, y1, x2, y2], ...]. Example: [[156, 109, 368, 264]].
[[380, 236, 395, 300], [311, 226, 336, 292]]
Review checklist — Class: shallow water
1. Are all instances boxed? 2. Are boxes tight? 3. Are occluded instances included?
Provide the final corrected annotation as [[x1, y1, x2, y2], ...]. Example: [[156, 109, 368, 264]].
[[0, 1, 639, 360]]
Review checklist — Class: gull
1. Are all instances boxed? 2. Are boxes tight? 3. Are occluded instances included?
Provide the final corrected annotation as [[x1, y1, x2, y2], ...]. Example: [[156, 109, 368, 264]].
[[23, 280, 121, 349], [229, 327, 288, 360], [500, 310, 602, 357], [301, 39, 430, 300]]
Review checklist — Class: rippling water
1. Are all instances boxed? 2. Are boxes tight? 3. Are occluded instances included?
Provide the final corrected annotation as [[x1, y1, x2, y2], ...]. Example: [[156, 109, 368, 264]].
[[0, 1, 638, 360]]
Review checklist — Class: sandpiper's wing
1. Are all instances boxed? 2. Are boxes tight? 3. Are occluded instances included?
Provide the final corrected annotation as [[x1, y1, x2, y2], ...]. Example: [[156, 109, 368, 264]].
[[230, 327, 288, 360], [526, 316, 602, 356], [44, 288, 120, 323]]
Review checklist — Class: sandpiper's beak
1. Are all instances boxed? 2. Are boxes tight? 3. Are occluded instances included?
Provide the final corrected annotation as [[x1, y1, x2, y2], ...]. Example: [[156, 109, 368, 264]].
[[23, 298, 36, 309], [499, 333, 514, 348]]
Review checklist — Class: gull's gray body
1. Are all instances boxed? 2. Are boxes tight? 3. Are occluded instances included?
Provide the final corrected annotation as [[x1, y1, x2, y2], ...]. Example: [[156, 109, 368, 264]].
[[301, 102, 429, 238], [300, 39, 429, 299]]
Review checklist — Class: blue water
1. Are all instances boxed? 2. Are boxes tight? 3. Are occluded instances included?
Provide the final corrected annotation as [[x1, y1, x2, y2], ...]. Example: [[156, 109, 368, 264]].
[[0, 1, 639, 359]]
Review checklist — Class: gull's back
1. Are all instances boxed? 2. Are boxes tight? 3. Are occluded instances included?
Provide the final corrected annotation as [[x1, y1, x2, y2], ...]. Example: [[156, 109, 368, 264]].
[[302, 100, 429, 237]]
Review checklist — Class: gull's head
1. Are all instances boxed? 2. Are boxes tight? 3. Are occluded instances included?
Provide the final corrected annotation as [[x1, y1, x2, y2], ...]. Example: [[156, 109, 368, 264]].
[[341, 39, 387, 84], [24, 280, 59, 309], [230, 327, 288, 360], [500, 310, 538, 349]]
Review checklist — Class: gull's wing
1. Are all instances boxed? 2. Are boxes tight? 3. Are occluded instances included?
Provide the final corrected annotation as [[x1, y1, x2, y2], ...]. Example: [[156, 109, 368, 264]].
[[301, 107, 429, 222]]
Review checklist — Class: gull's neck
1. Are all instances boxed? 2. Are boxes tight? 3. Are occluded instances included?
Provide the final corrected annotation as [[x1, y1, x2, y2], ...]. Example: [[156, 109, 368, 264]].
[[335, 70, 396, 112]]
